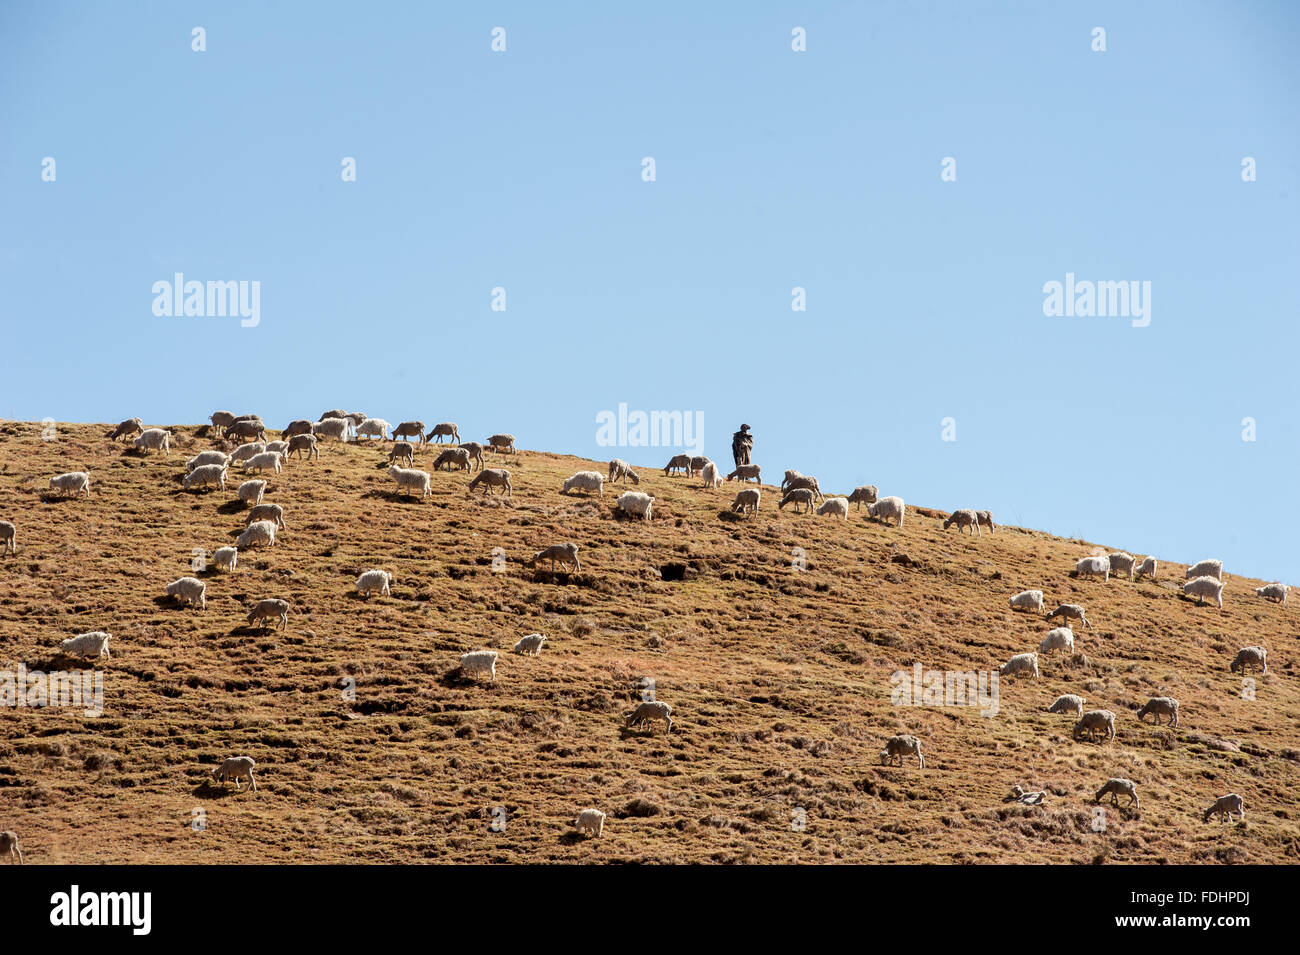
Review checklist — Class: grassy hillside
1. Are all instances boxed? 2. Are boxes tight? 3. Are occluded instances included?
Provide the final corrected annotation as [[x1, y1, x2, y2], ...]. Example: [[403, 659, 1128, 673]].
[[0, 421, 1295, 864]]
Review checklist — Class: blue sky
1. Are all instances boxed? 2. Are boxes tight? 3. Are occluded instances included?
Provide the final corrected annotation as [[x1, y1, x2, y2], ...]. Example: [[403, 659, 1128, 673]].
[[2, 1, 1297, 581]]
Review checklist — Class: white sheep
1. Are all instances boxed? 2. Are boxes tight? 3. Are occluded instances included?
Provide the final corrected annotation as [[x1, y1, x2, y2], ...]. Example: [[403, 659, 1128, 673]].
[[817, 497, 850, 521], [1076, 555, 1111, 582], [0, 520, 14, 556], [1135, 556, 1157, 581], [459, 442, 486, 473], [782, 475, 823, 500], [0, 830, 21, 865], [562, 471, 606, 498], [575, 808, 606, 837], [237, 479, 267, 506], [607, 459, 640, 485], [1255, 582, 1288, 604], [212, 756, 257, 792], [312, 417, 350, 443], [107, 417, 143, 441], [616, 491, 654, 521], [1047, 694, 1086, 716], [427, 422, 460, 444], [355, 417, 391, 441], [246, 598, 289, 630], [626, 700, 673, 733], [1183, 575, 1224, 608], [166, 576, 207, 610], [847, 485, 878, 509], [879, 734, 924, 768], [1230, 646, 1267, 675], [1046, 603, 1091, 629], [460, 650, 499, 681], [975, 510, 997, 534], [1108, 552, 1137, 580], [1095, 778, 1138, 808], [182, 463, 228, 492], [867, 496, 905, 527], [1074, 709, 1116, 742], [49, 471, 91, 498], [263, 440, 289, 458], [942, 509, 981, 535], [245, 503, 285, 530], [235, 520, 278, 549], [388, 465, 432, 499], [60, 631, 111, 659], [356, 569, 393, 597], [725, 464, 762, 483], [1039, 626, 1074, 655], [432, 448, 470, 472], [731, 488, 761, 516], [132, 427, 172, 455], [229, 442, 266, 465], [1000, 652, 1039, 679], [1009, 589, 1045, 613], [213, 546, 238, 572], [287, 433, 320, 461], [1203, 794, 1244, 824], [513, 633, 547, 655], [1186, 559, 1223, 581], [532, 543, 580, 572], [699, 461, 723, 488], [210, 410, 236, 429], [387, 442, 415, 467], [487, 433, 516, 454], [186, 450, 229, 472], [243, 451, 283, 475], [1136, 696, 1180, 727], [778, 488, 816, 514]]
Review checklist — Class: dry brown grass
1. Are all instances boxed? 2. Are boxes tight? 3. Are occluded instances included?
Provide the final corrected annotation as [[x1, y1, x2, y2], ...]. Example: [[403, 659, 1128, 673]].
[[0, 422, 1296, 864]]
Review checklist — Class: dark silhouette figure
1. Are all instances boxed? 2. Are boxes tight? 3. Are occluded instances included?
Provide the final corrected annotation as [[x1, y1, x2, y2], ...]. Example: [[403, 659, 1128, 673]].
[[732, 424, 753, 467]]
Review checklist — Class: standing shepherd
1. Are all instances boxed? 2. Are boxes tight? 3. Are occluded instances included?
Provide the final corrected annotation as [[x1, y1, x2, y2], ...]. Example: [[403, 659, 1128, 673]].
[[731, 423, 753, 468]]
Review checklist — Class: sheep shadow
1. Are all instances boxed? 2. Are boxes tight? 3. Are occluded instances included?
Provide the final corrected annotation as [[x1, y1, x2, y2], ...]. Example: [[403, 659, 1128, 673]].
[[39, 493, 83, 505], [192, 781, 252, 800], [436, 668, 497, 689], [30, 654, 102, 673], [716, 510, 748, 523], [229, 625, 280, 637], [557, 832, 591, 846], [217, 500, 249, 516]]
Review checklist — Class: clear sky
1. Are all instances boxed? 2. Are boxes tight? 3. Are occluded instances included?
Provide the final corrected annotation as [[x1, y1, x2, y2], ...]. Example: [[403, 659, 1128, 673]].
[[2, 1, 1297, 582]]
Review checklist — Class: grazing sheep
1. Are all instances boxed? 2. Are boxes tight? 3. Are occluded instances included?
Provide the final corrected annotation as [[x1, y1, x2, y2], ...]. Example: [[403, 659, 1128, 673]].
[[459, 442, 486, 473], [1186, 559, 1223, 581], [212, 756, 257, 792], [699, 461, 723, 488], [225, 420, 267, 443], [287, 433, 320, 461], [1009, 589, 1045, 613], [231, 414, 263, 424], [355, 569, 393, 597], [532, 543, 580, 572], [355, 417, 391, 441], [1039, 626, 1074, 655], [1047, 694, 1086, 717], [664, 453, 693, 477], [626, 700, 673, 733], [1000, 652, 1040, 679], [1108, 552, 1137, 580], [183, 463, 229, 492], [343, 412, 368, 429], [1046, 603, 1091, 629], [60, 631, 111, 659], [1095, 778, 1138, 808], [107, 417, 143, 441], [210, 411, 236, 429], [1183, 575, 1224, 608], [0, 831, 21, 865], [513, 633, 547, 655], [243, 451, 283, 475], [1255, 582, 1288, 604], [281, 419, 313, 439], [487, 434, 516, 454], [607, 459, 640, 485], [318, 409, 347, 422], [427, 422, 459, 444], [263, 440, 289, 458], [311, 417, 350, 443], [575, 809, 605, 837], [975, 510, 997, 534], [1074, 709, 1116, 742], [817, 497, 850, 521], [867, 496, 905, 527], [1076, 555, 1111, 582], [1230, 646, 1267, 675], [391, 420, 426, 444], [229, 442, 266, 465], [778, 488, 816, 514], [166, 576, 207, 610], [1135, 556, 1157, 581], [1008, 785, 1046, 805], [879, 734, 924, 768], [245, 503, 285, 530], [1203, 794, 1245, 824], [460, 650, 498, 681], [0, 520, 14, 556], [942, 509, 981, 536], [246, 598, 289, 630], [237, 479, 267, 507], [731, 488, 761, 516], [387, 442, 415, 467], [847, 485, 879, 509], [781, 469, 803, 492], [468, 468, 512, 497], [235, 520, 278, 549], [725, 464, 762, 483], [782, 475, 824, 501], [186, 450, 230, 472], [213, 546, 238, 572], [388, 465, 432, 499], [49, 471, 91, 498], [432, 447, 471, 472], [562, 471, 606, 498], [1136, 697, 1180, 727], [689, 455, 710, 473], [616, 491, 655, 521]]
